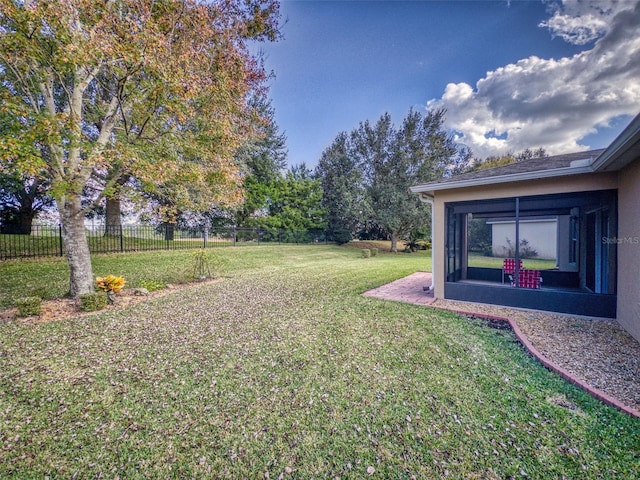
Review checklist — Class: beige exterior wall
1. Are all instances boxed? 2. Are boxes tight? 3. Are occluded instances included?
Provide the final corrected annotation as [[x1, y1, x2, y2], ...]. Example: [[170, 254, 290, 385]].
[[431, 172, 618, 298], [616, 160, 640, 342]]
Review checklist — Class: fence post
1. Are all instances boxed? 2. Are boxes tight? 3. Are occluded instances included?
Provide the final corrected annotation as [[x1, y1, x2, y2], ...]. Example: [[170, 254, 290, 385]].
[[232, 226, 236, 246], [59, 224, 63, 257], [203, 225, 208, 249], [120, 225, 124, 252]]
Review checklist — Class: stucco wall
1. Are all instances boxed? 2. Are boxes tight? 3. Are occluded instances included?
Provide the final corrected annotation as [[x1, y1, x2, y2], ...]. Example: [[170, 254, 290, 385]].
[[616, 160, 640, 342], [430, 172, 618, 298]]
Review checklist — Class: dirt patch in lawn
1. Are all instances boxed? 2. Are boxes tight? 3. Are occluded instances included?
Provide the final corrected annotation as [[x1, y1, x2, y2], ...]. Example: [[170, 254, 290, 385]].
[[0, 278, 223, 325]]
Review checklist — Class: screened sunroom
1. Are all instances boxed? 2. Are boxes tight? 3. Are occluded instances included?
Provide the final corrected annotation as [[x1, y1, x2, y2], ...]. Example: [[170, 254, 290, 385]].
[[443, 189, 617, 318], [412, 113, 640, 341]]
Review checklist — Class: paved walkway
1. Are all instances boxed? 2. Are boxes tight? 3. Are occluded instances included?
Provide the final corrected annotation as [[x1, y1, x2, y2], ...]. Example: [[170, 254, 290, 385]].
[[362, 271, 435, 305]]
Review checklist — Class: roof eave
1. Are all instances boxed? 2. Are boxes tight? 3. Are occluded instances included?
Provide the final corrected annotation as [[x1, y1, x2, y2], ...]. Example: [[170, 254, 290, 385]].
[[410, 164, 594, 196], [591, 113, 640, 172]]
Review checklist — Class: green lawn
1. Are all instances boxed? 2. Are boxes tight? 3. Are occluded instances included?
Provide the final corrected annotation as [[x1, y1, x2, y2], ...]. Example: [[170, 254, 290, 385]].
[[468, 253, 558, 270], [1, 245, 638, 478]]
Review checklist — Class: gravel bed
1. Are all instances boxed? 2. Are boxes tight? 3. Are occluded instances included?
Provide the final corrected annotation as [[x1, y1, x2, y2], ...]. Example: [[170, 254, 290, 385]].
[[433, 298, 640, 412]]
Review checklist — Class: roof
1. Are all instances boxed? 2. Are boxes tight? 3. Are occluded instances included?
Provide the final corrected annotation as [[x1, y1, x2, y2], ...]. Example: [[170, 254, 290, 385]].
[[591, 113, 640, 172], [411, 112, 640, 197], [410, 149, 605, 196]]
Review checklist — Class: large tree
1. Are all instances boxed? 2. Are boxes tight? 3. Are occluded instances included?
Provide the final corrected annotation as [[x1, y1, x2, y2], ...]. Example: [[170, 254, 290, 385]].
[[318, 108, 461, 252], [353, 109, 458, 252], [233, 94, 287, 227], [249, 164, 326, 232], [0, 0, 281, 296], [0, 171, 53, 233], [315, 132, 365, 241]]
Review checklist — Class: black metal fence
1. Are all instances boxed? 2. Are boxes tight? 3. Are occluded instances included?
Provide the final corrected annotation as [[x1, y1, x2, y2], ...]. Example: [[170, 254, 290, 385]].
[[0, 224, 338, 260]]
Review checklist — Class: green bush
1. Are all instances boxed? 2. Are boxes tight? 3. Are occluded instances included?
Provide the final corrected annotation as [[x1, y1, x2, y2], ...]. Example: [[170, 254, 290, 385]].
[[361, 249, 371, 258], [139, 280, 166, 292], [79, 292, 107, 312], [403, 240, 420, 252], [15, 296, 42, 317], [416, 240, 432, 250], [370, 248, 379, 257], [333, 230, 352, 245]]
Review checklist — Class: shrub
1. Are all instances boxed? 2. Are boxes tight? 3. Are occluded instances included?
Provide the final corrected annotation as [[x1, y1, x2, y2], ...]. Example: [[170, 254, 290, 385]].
[[15, 296, 42, 317], [139, 280, 166, 292], [361, 249, 371, 258], [474, 241, 493, 256], [519, 239, 538, 259], [79, 292, 107, 312], [370, 248, 379, 257], [333, 230, 352, 245], [416, 240, 432, 250], [192, 249, 212, 280], [96, 275, 126, 293], [503, 238, 538, 259], [403, 240, 420, 252]]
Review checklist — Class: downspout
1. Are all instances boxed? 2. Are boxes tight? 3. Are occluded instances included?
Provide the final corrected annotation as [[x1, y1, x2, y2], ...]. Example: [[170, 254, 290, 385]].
[[418, 193, 435, 291]]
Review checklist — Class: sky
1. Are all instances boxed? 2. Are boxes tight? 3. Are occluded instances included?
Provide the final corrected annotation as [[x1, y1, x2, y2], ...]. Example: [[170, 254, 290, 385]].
[[254, 0, 640, 168]]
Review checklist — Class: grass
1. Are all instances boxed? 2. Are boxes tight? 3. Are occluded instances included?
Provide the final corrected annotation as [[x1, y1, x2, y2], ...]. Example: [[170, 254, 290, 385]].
[[0, 243, 425, 309], [468, 253, 558, 270], [1, 245, 639, 477]]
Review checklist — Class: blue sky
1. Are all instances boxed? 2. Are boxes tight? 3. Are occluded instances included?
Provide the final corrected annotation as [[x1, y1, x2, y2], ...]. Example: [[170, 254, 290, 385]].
[[256, 0, 640, 168]]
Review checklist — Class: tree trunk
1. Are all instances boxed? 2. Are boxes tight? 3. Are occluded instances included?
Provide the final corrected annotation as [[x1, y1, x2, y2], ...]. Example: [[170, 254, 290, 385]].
[[104, 195, 122, 236], [60, 195, 94, 297], [17, 209, 35, 235], [164, 222, 175, 241], [390, 233, 398, 253]]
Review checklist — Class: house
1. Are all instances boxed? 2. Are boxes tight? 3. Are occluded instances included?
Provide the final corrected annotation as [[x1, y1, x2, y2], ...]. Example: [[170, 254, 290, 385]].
[[410, 113, 640, 343]]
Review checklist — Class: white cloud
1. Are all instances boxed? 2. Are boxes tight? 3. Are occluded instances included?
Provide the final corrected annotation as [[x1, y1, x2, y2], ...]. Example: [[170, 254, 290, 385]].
[[428, 0, 640, 160], [539, 0, 613, 46]]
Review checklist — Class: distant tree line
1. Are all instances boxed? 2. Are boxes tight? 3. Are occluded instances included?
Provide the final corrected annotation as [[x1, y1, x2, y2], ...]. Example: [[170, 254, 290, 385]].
[[2, 97, 547, 254]]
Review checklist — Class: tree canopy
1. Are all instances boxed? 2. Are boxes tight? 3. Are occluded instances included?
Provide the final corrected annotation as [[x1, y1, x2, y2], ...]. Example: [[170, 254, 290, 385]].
[[469, 147, 548, 172], [316, 108, 466, 252], [0, 0, 281, 295]]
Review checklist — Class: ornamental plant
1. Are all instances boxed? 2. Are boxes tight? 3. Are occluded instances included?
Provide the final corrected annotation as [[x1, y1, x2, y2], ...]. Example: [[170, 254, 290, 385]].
[[15, 297, 42, 317], [96, 275, 126, 293], [79, 293, 107, 312]]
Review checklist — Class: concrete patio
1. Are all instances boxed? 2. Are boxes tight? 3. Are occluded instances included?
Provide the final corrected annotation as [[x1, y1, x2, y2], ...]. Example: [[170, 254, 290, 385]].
[[362, 271, 435, 305]]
